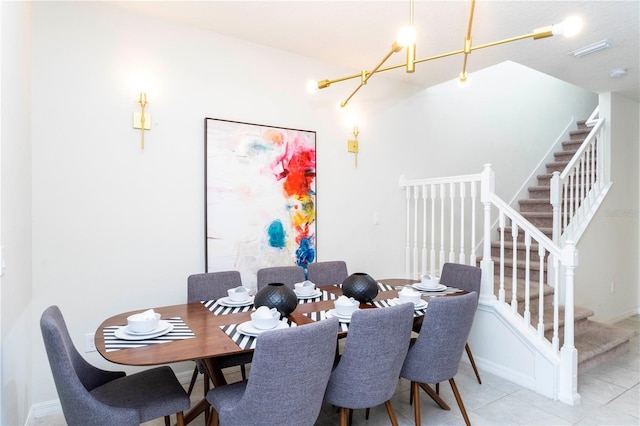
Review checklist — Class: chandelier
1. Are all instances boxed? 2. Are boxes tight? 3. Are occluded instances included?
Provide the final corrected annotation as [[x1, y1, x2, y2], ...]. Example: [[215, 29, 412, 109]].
[[308, 0, 583, 108]]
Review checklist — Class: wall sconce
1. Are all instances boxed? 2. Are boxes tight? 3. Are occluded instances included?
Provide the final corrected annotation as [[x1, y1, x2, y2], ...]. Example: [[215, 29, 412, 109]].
[[348, 125, 359, 167], [133, 92, 151, 149]]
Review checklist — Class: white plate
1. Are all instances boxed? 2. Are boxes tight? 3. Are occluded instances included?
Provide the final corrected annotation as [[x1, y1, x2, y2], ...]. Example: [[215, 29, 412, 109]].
[[115, 321, 174, 340], [391, 298, 428, 310], [236, 320, 289, 337], [217, 296, 255, 307], [412, 283, 447, 292], [326, 309, 353, 323], [295, 288, 322, 299]]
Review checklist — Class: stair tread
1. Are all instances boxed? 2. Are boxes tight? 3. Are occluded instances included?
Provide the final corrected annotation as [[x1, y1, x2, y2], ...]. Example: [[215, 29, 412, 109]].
[[574, 321, 638, 362], [521, 212, 553, 218]]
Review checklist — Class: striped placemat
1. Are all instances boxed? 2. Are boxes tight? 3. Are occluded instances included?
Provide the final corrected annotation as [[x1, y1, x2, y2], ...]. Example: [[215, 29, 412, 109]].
[[303, 311, 350, 332], [334, 282, 396, 292], [373, 299, 428, 317], [220, 319, 297, 350], [202, 299, 254, 315], [296, 289, 338, 304], [413, 286, 462, 296], [103, 317, 195, 352]]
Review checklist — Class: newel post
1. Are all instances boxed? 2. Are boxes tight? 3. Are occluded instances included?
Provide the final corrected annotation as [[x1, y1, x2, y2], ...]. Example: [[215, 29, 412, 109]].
[[558, 240, 581, 406], [479, 164, 495, 302]]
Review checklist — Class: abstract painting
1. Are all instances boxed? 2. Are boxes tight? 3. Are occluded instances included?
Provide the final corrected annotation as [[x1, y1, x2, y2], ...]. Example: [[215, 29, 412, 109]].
[[205, 118, 316, 290]]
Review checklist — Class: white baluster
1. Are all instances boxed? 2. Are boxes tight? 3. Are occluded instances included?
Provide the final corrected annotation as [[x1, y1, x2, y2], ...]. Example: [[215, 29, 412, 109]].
[[459, 182, 466, 264]]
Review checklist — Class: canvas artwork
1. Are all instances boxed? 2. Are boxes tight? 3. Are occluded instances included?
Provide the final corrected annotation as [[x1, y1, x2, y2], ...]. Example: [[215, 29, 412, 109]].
[[205, 118, 316, 290]]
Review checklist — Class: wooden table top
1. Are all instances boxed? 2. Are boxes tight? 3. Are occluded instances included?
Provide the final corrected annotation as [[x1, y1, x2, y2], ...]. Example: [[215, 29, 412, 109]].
[[95, 278, 459, 367]]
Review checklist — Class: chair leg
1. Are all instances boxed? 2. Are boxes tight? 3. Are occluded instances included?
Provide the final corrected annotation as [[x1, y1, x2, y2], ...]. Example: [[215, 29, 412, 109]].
[[348, 408, 353, 426], [365, 407, 370, 419], [164, 415, 170, 426], [339, 407, 348, 426], [449, 378, 471, 426], [240, 364, 247, 380], [436, 382, 440, 394], [384, 400, 399, 426], [203, 372, 211, 423], [418, 382, 450, 410], [187, 366, 199, 396], [412, 382, 422, 426], [176, 411, 185, 426], [465, 342, 482, 384], [206, 408, 219, 426]]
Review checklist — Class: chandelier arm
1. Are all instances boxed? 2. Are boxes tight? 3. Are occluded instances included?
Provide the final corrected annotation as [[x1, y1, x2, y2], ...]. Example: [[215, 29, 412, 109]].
[[460, 0, 477, 80], [340, 46, 401, 107]]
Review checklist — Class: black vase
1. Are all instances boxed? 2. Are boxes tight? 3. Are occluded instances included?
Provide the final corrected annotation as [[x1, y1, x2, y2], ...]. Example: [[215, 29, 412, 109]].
[[254, 283, 298, 316], [342, 272, 379, 303]]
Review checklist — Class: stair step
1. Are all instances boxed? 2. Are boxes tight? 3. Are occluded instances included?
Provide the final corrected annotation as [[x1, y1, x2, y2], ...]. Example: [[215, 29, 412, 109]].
[[490, 242, 551, 262], [554, 151, 577, 162], [518, 199, 552, 213], [528, 186, 550, 199], [569, 128, 591, 140], [574, 321, 638, 372], [562, 140, 583, 151], [545, 161, 569, 173], [521, 212, 553, 228]]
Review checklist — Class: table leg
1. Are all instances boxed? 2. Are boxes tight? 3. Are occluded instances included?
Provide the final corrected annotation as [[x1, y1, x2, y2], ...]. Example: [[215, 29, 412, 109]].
[[182, 358, 228, 425]]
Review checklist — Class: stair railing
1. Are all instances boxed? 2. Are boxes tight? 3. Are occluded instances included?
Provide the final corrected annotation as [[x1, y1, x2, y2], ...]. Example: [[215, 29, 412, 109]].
[[400, 163, 580, 405], [551, 107, 609, 245]]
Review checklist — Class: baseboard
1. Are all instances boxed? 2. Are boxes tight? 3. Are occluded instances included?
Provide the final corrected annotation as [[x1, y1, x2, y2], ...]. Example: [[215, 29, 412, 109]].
[[26, 369, 196, 425]]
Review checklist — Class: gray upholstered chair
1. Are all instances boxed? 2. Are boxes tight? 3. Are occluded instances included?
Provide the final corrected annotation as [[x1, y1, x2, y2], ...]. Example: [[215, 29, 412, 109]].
[[206, 317, 340, 426], [438, 262, 482, 384], [307, 260, 349, 286], [186, 271, 252, 397], [40, 305, 190, 426], [256, 265, 306, 290], [400, 292, 478, 426], [324, 303, 415, 426]]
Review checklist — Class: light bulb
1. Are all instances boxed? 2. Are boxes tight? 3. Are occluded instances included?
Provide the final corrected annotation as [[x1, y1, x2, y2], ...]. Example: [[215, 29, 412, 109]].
[[458, 72, 471, 88], [397, 25, 417, 47], [553, 16, 583, 37], [306, 80, 319, 94]]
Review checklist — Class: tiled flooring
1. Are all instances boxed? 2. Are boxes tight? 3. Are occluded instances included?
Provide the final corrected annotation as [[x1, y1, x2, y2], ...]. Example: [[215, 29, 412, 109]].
[[35, 316, 639, 425]]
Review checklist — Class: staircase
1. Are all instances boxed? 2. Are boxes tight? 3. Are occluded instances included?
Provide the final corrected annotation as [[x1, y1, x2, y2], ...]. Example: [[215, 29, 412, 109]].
[[491, 119, 636, 373]]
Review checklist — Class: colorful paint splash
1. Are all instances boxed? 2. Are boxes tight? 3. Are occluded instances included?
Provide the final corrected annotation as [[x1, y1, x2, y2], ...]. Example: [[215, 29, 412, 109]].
[[267, 130, 316, 268]]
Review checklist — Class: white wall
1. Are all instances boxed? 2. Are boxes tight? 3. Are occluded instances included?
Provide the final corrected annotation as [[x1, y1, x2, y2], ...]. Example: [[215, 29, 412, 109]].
[[1, 1, 33, 425], [0, 0, 629, 422], [574, 93, 640, 322]]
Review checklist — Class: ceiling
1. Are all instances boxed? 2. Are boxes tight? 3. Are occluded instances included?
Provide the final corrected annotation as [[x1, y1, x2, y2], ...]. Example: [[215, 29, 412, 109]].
[[109, 1, 639, 103]]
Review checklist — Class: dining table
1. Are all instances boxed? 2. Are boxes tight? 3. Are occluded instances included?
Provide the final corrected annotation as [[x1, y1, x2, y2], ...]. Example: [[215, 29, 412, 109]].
[[95, 278, 465, 424]]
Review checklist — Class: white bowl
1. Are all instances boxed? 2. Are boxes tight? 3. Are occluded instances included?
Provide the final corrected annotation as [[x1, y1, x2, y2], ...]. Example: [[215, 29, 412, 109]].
[[127, 312, 161, 333], [421, 275, 441, 289], [251, 307, 280, 330], [398, 292, 422, 305], [294, 281, 316, 296], [334, 299, 359, 317], [227, 286, 250, 302]]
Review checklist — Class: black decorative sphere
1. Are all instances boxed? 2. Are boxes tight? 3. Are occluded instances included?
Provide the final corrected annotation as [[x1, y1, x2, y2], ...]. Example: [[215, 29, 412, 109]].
[[342, 272, 379, 303], [254, 283, 298, 316]]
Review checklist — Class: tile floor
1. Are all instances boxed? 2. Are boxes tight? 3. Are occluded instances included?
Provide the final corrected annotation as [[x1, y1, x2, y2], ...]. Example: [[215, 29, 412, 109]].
[[35, 315, 639, 425]]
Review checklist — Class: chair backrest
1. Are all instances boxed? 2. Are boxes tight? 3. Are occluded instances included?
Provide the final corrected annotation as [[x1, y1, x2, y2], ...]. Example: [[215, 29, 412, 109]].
[[187, 270, 243, 302], [216, 318, 340, 425], [440, 263, 481, 297], [324, 303, 415, 409], [401, 292, 478, 384], [307, 261, 348, 286], [40, 306, 138, 425], [256, 266, 305, 290]]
